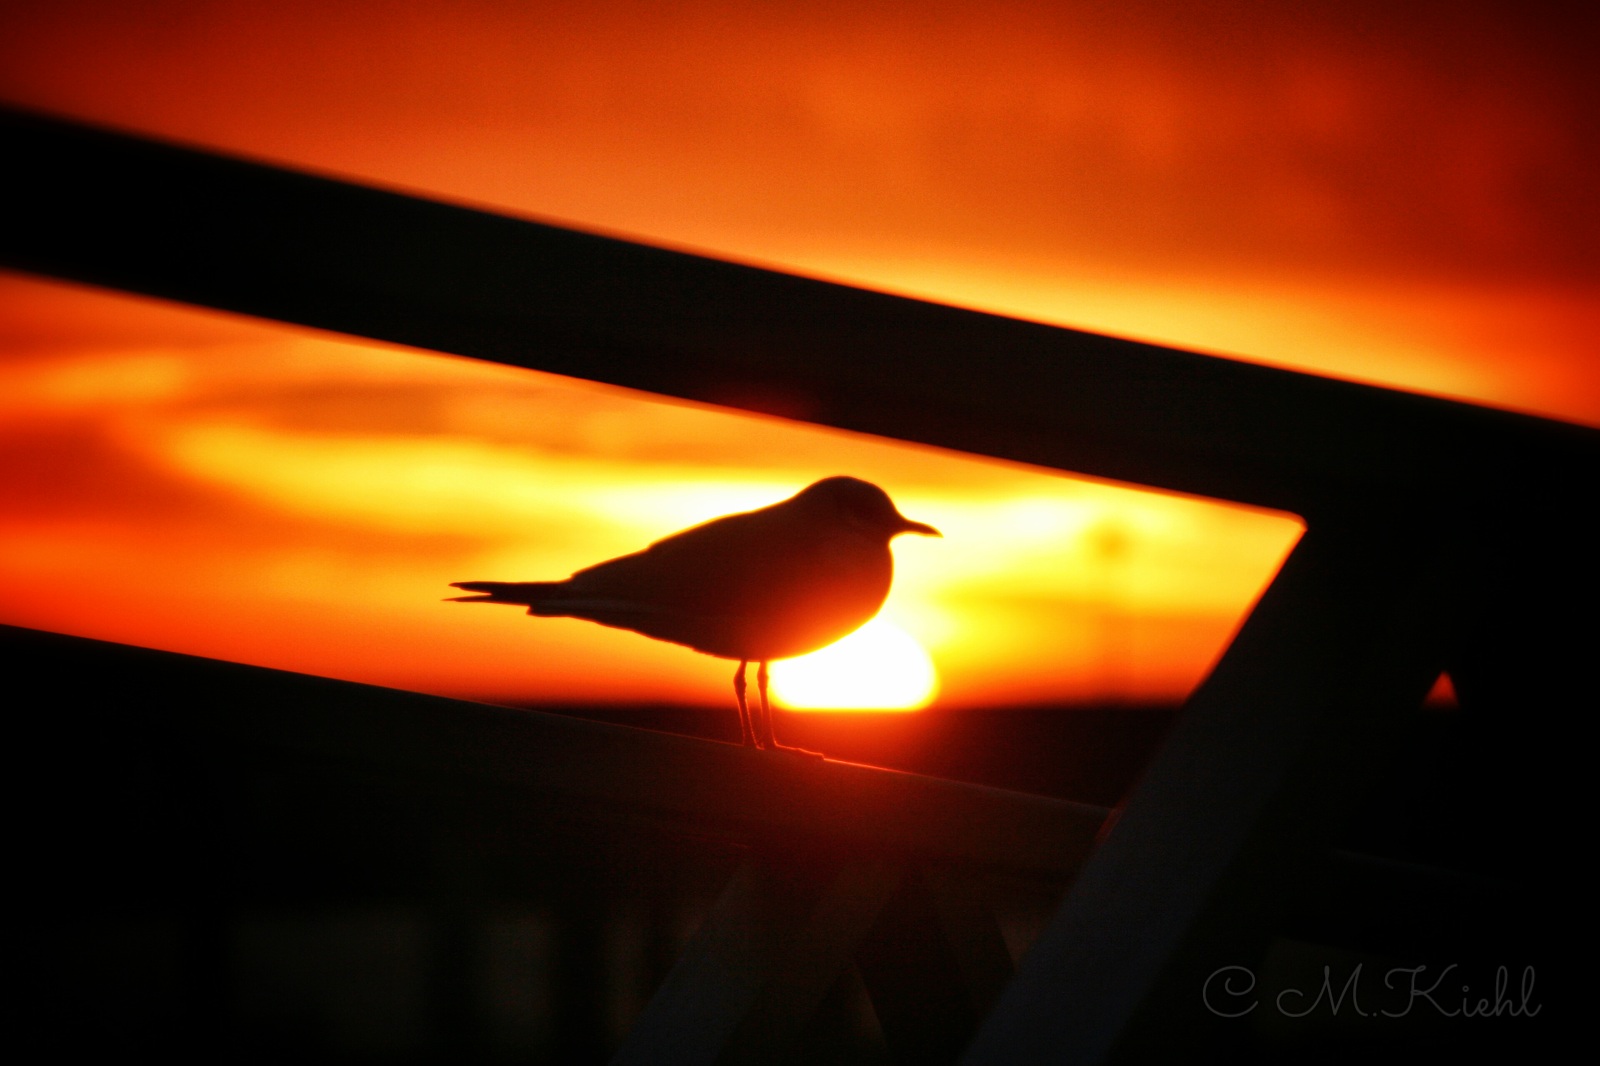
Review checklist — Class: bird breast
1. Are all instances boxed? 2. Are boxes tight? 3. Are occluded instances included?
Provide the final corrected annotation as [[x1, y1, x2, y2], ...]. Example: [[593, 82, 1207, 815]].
[[737, 533, 895, 661]]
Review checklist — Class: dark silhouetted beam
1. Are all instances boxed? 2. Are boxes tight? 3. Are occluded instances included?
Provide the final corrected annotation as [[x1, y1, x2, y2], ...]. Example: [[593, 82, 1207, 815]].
[[4, 107, 1593, 518], [0, 624, 1105, 880]]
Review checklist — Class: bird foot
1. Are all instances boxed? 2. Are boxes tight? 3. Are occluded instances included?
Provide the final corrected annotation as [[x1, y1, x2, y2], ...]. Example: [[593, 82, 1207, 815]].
[[766, 742, 825, 759]]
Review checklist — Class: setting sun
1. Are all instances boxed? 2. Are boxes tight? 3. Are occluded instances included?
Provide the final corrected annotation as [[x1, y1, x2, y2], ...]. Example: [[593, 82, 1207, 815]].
[[771, 618, 939, 711]]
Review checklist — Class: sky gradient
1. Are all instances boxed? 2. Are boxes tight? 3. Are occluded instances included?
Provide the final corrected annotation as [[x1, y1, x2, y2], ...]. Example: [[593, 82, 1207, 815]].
[[1, 2, 1587, 708]]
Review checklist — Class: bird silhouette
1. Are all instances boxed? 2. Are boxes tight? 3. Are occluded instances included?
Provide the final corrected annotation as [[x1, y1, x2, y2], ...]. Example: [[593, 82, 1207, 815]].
[[449, 476, 939, 750]]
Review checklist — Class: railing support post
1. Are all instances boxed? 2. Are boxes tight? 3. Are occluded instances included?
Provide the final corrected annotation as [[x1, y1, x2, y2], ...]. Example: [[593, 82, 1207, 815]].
[[965, 516, 1455, 1064]]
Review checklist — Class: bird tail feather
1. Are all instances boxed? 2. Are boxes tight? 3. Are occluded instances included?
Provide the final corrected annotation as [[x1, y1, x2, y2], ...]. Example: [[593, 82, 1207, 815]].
[[447, 581, 562, 609]]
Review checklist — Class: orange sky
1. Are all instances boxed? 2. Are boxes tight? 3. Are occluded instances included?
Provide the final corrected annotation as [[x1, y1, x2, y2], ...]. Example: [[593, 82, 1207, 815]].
[[4, 1, 1593, 423], [0, 272, 1300, 707], [0, 2, 1590, 708]]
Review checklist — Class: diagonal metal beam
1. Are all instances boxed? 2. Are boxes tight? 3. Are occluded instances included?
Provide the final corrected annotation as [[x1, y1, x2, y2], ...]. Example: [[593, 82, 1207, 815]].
[[962, 515, 1457, 1063], [0, 624, 1106, 881], [4, 106, 1592, 519]]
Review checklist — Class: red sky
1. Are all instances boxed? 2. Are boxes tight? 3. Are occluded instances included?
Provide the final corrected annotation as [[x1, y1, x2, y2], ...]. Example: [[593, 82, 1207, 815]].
[[0, 2, 1589, 707]]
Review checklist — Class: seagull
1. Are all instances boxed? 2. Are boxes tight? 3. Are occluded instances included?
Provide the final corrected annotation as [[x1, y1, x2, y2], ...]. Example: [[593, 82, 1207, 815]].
[[449, 476, 939, 751]]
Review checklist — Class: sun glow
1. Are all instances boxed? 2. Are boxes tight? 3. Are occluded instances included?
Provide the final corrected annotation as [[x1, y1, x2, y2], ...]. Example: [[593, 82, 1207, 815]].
[[770, 618, 938, 711]]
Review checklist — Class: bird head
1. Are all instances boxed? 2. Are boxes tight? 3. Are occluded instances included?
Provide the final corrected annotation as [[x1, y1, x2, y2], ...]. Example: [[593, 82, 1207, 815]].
[[798, 476, 941, 539]]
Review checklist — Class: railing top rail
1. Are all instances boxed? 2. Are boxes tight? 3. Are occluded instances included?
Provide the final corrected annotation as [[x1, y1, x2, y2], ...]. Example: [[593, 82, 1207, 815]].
[[2, 624, 1106, 879], [5, 107, 1594, 520]]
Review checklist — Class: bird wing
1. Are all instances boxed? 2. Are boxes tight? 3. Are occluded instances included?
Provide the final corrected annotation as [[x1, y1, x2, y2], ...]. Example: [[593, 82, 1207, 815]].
[[560, 507, 802, 620]]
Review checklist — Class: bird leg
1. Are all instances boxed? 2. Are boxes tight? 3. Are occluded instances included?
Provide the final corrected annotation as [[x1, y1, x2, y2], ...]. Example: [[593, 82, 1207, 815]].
[[755, 660, 776, 750], [733, 660, 757, 747], [757, 661, 824, 757]]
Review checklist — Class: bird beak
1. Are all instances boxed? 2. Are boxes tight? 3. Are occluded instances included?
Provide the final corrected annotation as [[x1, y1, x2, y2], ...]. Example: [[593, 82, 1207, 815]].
[[897, 517, 942, 537]]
